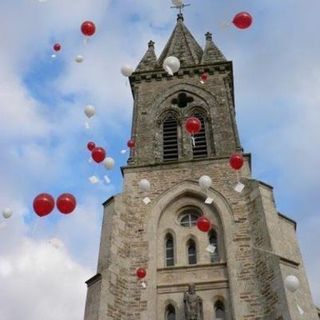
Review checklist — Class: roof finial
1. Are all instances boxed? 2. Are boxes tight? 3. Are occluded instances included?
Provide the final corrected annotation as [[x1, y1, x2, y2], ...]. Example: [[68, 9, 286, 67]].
[[170, 1, 191, 16], [148, 40, 155, 48], [177, 13, 184, 21], [205, 32, 212, 41]]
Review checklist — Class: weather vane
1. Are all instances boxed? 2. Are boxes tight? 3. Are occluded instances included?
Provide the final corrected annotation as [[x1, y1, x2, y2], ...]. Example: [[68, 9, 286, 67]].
[[170, 0, 191, 15]]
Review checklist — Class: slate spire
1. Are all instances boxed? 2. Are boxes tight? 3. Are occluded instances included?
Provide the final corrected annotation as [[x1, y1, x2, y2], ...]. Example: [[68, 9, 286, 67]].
[[136, 40, 157, 72], [201, 32, 226, 64], [157, 14, 203, 67]]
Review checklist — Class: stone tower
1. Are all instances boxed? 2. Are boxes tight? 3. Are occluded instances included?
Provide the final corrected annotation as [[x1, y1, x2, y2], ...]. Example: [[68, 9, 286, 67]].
[[83, 14, 319, 320]]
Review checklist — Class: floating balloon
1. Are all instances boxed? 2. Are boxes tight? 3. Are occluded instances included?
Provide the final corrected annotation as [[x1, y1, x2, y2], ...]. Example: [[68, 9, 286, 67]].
[[103, 157, 115, 170], [200, 72, 208, 84], [2, 208, 13, 219], [185, 117, 201, 135], [127, 139, 135, 149], [84, 105, 95, 118], [121, 65, 134, 77], [56, 193, 76, 214], [81, 21, 96, 37], [232, 12, 253, 29], [136, 267, 146, 279], [48, 238, 64, 249], [53, 43, 61, 52], [75, 55, 84, 63], [284, 275, 300, 292], [139, 179, 151, 192], [33, 193, 55, 217], [229, 153, 244, 170], [163, 56, 180, 75], [89, 175, 100, 184], [196, 216, 212, 232], [87, 141, 96, 151], [92, 147, 106, 163], [199, 175, 212, 191]]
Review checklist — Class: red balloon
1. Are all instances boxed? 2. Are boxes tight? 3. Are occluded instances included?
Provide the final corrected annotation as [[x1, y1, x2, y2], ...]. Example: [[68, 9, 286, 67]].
[[200, 72, 208, 83], [53, 43, 61, 52], [81, 21, 96, 36], [33, 193, 55, 217], [127, 139, 135, 149], [92, 147, 106, 163], [136, 267, 146, 279], [87, 141, 96, 151], [232, 12, 253, 29], [196, 216, 212, 232], [185, 117, 201, 135], [229, 153, 244, 170], [57, 193, 76, 214]]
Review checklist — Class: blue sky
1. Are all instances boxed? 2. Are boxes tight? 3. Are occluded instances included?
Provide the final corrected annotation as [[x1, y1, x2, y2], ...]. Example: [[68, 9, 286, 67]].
[[0, 0, 319, 319]]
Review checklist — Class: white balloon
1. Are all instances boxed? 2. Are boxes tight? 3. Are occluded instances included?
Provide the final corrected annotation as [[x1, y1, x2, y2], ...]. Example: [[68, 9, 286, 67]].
[[84, 105, 95, 118], [103, 157, 115, 170], [139, 179, 151, 192], [199, 175, 212, 191], [163, 56, 180, 75], [121, 65, 134, 77], [284, 275, 300, 292], [75, 54, 84, 63], [2, 208, 13, 219]]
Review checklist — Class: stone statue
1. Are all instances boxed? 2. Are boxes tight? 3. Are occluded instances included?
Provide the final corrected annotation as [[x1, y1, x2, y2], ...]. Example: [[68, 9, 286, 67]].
[[183, 283, 203, 320]]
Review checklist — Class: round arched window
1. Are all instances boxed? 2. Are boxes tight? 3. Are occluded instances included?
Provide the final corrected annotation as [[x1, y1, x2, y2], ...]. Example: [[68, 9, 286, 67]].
[[179, 209, 201, 228]]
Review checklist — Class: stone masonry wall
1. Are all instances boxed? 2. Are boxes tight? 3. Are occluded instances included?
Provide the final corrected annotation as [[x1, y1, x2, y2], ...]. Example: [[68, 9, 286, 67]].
[[129, 62, 241, 167], [84, 155, 318, 320]]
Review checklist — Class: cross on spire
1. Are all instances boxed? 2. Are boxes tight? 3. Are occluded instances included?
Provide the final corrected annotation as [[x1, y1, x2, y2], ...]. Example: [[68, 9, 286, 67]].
[[170, 1, 191, 15]]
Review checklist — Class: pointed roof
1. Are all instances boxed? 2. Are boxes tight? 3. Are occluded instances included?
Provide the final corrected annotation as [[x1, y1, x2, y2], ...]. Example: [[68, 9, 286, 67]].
[[201, 32, 226, 64], [136, 40, 157, 72], [157, 14, 203, 68]]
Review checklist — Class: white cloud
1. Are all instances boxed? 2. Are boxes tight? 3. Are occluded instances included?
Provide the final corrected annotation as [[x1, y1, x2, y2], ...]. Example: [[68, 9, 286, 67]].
[[0, 238, 91, 320]]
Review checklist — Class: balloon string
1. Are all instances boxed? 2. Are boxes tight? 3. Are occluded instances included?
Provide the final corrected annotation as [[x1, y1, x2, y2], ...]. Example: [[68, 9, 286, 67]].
[[220, 21, 232, 29], [236, 170, 240, 183], [191, 136, 196, 147], [31, 219, 40, 235]]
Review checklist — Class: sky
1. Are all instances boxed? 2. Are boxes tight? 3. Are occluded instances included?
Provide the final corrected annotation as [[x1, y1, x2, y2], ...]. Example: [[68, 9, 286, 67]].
[[0, 0, 319, 319]]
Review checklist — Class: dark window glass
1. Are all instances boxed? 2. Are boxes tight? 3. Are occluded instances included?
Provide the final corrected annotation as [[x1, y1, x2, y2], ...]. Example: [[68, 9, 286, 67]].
[[166, 234, 174, 266], [187, 239, 197, 265], [166, 304, 176, 320], [180, 212, 200, 228], [209, 230, 219, 263], [215, 301, 225, 320]]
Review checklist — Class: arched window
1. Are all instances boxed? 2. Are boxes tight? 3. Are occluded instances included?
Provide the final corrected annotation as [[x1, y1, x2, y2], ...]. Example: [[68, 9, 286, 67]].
[[192, 112, 208, 159], [215, 301, 225, 320], [163, 115, 178, 161], [165, 234, 174, 267], [208, 230, 219, 263], [179, 209, 201, 228], [187, 239, 197, 265], [165, 304, 176, 320]]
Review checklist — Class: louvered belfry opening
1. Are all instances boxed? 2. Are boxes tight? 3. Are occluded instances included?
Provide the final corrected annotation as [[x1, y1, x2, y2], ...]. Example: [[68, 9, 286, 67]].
[[192, 113, 208, 158], [163, 116, 178, 161]]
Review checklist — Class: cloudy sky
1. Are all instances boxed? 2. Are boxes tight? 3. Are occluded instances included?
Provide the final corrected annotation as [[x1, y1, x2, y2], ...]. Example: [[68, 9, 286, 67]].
[[0, 0, 319, 319]]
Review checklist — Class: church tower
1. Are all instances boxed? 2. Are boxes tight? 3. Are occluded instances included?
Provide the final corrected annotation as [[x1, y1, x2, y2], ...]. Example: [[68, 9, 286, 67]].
[[83, 14, 319, 320]]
